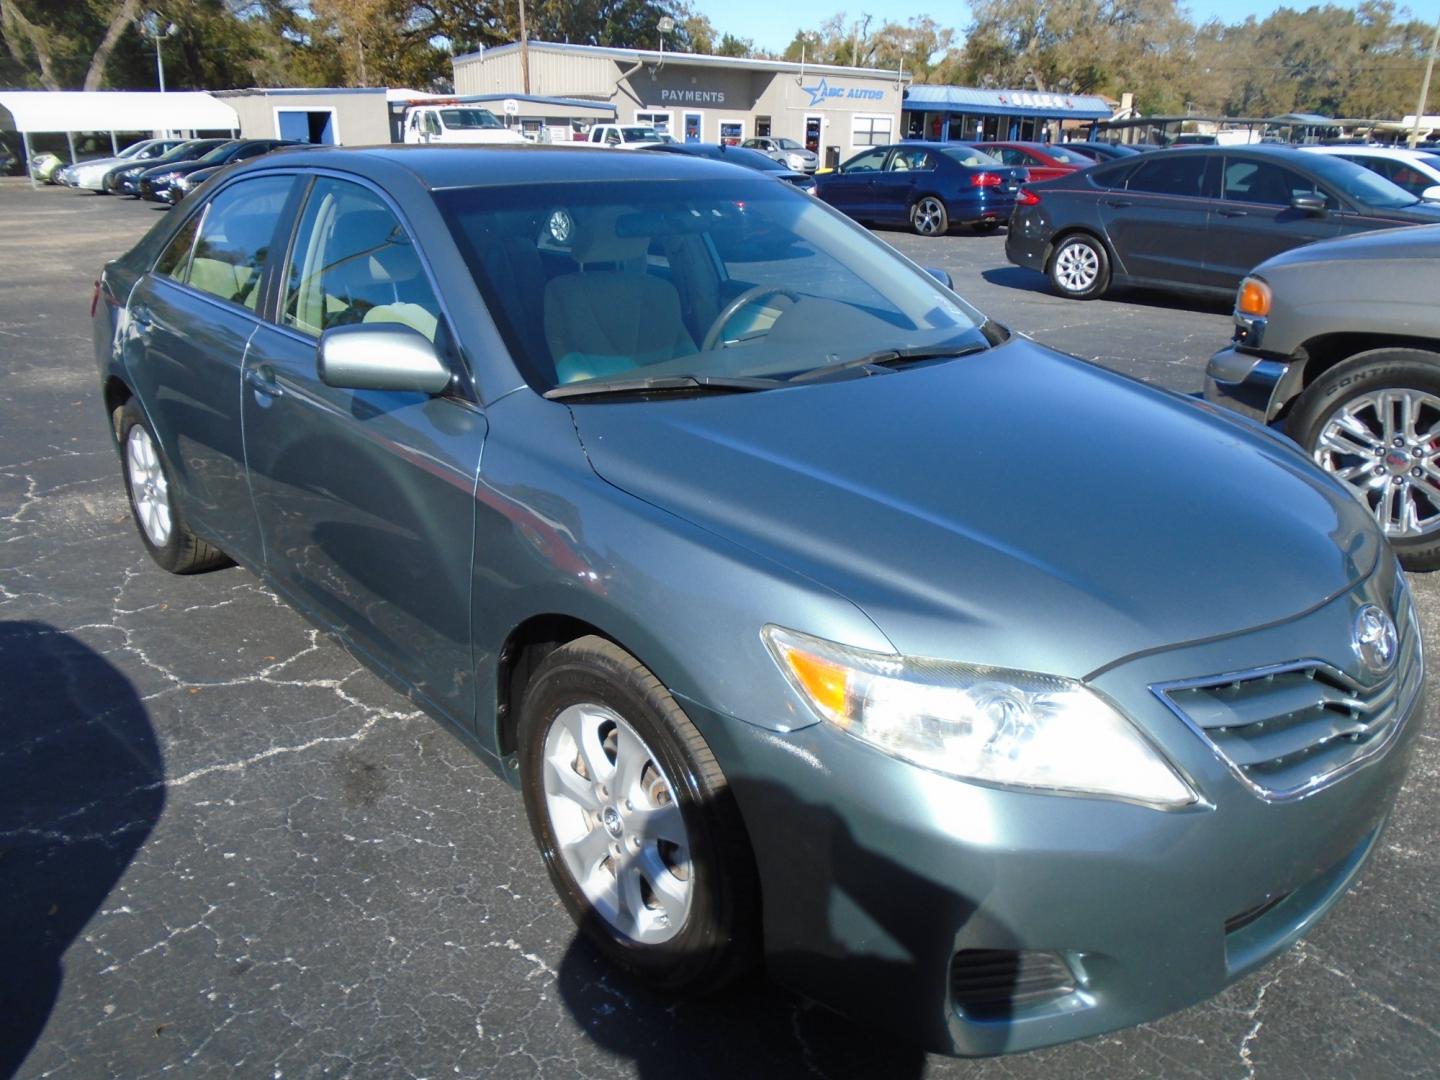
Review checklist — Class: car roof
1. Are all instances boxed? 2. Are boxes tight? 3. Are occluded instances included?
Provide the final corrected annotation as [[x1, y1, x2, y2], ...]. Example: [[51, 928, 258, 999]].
[[1302, 145, 1438, 160], [230, 144, 778, 190]]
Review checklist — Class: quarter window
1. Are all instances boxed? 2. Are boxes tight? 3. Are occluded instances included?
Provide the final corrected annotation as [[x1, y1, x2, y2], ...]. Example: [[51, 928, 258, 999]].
[[155, 213, 201, 282], [175, 176, 292, 308], [1126, 156, 1215, 198], [282, 178, 443, 342]]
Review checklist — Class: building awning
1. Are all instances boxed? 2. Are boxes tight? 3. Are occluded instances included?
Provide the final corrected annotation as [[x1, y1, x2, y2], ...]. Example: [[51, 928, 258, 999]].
[[903, 85, 1112, 121], [0, 91, 238, 134]]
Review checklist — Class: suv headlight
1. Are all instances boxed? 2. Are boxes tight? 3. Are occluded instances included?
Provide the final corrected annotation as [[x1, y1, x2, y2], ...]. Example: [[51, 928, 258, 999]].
[[764, 626, 1196, 808]]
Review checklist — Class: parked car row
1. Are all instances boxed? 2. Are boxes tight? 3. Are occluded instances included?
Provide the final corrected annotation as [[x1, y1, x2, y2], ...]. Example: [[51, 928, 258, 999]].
[[39, 137, 301, 205]]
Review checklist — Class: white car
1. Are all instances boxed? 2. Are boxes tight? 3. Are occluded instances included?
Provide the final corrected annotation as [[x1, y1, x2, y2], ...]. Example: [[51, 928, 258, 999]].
[[401, 104, 526, 145], [60, 139, 187, 191], [1300, 145, 1440, 201]]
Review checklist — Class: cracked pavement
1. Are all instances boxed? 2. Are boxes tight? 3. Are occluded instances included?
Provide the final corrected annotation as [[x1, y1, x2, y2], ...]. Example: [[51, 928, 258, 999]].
[[2, 180, 1437, 1079]]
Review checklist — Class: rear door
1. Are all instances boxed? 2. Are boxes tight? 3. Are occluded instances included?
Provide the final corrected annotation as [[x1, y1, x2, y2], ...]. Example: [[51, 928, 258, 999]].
[[1203, 156, 1342, 287], [241, 174, 486, 727], [123, 174, 297, 560], [1098, 152, 1218, 287]]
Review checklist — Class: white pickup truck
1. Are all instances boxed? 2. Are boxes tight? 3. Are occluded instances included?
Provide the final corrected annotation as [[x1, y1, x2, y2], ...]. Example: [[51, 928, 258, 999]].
[[401, 103, 526, 145], [583, 124, 668, 148]]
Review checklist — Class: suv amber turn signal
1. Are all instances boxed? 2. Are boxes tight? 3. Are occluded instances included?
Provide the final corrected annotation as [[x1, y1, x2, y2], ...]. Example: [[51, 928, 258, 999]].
[[1237, 277, 1272, 317]]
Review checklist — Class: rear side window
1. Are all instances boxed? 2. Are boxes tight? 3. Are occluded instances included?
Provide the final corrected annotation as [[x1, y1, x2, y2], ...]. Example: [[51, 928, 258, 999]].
[[1087, 161, 1138, 189], [282, 177, 443, 342], [888, 149, 933, 172], [182, 176, 293, 309], [1126, 155, 1215, 197], [154, 214, 201, 282]]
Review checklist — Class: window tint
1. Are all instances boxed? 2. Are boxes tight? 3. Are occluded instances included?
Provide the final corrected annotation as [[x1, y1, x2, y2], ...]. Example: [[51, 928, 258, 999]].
[[1222, 159, 1326, 207], [283, 178, 443, 342], [1087, 161, 1138, 189], [1126, 155, 1214, 197], [155, 213, 201, 282], [888, 148, 933, 172], [1359, 157, 1433, 196], [179, 176, 292, 308], [993, 148, 1030, 167], [842, 148, 887, 173]]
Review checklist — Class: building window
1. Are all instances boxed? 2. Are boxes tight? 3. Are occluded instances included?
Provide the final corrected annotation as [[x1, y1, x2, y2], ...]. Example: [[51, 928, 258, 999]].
[[635, 110, 672, 135], [755, 116, 772, 138], [851, 114, 894, 148], [719, 120, 744, 146]]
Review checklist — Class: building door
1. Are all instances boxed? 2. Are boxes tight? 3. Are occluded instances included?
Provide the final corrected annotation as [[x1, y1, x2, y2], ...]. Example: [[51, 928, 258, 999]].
[[756, 116, 772, 138], [684, 113, 702, 143], [277, 109, 336, 145], [804, 115, 822, 154]]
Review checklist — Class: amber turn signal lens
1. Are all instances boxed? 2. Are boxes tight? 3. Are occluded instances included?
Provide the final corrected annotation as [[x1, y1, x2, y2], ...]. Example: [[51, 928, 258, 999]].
[[1237, 278, 1271, 317], [779, 646, 850, 725]]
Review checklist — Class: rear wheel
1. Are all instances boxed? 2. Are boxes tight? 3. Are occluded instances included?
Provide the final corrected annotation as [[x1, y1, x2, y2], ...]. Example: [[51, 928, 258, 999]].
[[910, 196, 949, 236], [1047, 233, 1110, 299], [1288, 349, 1440, 570], [118, 400, 232, 574], [519, 636, 759, 991]]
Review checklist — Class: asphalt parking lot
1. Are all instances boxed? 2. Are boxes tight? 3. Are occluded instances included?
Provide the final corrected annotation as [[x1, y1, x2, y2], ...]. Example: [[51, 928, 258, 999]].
[[2, 177, 1437, 1079]]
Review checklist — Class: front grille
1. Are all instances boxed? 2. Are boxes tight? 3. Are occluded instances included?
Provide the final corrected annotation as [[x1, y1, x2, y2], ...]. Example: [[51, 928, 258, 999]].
[[1154, 603, 1421, 801], [950, 950, 1076, 1019]]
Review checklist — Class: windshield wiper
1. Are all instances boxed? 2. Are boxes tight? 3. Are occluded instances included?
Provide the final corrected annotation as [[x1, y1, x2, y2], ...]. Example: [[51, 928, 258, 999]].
[[786, 342, 989, 385], [543, 374, 784, 401]]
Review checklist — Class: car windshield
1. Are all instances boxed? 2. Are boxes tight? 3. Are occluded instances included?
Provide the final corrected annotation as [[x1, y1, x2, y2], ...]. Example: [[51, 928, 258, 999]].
[[1301, 152, 1419, 208], [622, 127, 664, 143], [1044, 146, 1093, 164], [776, 138, 804, 150], [437, 178, 989, 394], [150, 141, 216, 165], [941, 146, 1001, 167], [441, 108, 504, 130], [197, 142, 240, 165]]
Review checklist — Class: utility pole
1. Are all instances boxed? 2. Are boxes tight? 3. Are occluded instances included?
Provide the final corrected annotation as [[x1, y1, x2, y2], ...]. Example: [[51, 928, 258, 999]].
[[518, 0, 530, 95], [1411, 12, 1440, 149]]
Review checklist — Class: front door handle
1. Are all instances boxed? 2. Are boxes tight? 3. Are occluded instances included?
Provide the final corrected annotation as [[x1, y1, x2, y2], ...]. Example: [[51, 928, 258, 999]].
[[129, 304, 153, 329], [1103, 199, 1133, 208], [1218, 208, 1249, 217], [245, 366, 284, 398]]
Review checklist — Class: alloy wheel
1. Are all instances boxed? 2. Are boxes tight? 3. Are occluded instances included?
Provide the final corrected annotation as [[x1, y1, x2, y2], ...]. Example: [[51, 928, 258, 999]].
[[913, 197, 946, 236], [126, 424, 172, 547], [1054, 242, 1100, 293], [541, 702, 693, 944], [1313, 388, 1440, 539]]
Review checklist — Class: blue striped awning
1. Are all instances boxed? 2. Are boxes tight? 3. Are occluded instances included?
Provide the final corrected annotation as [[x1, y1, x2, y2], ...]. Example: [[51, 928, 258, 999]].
[[903, 85, 1112, 121]]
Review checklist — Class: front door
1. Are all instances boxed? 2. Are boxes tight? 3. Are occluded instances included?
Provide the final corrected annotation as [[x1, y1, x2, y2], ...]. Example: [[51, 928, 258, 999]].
[[1202, 156, 1342, 288], [822, 146, 888, 217], [241, 176, 486, 726], [1098, 152, 1218, 288], [123, 174, 296, 558], [805, 116, 822, 155]]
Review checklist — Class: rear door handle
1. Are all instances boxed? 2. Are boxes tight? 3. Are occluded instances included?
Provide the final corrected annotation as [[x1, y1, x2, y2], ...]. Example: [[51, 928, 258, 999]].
[[129, 304, 153, 328], [1218, 208, 1248, 217], [245, 366, 284, 398], [1102, 199, 1132, 208]]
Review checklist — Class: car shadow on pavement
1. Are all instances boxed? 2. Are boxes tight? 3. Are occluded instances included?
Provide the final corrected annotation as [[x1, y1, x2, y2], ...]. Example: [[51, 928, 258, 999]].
[[556, 778, 1026, 1076], [980, 266, 1233, 315], [0, 622, 165, 1078]]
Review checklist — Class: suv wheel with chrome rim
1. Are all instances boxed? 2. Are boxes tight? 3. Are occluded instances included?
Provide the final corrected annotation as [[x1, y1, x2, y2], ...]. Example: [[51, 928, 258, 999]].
[[518, 636, 759, 990], [1290, 348, 1440, 571], [1047, 233, 1110, 300]]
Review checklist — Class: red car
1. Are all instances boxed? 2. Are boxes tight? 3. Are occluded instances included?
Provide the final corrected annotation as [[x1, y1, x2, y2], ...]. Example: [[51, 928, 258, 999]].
[[965, 141, 1097, 182]]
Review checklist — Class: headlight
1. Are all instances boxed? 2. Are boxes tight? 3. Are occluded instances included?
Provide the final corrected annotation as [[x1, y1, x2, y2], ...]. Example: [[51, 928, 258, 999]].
[[764, 626, 1196, 808], [151, 171, 179, 184]]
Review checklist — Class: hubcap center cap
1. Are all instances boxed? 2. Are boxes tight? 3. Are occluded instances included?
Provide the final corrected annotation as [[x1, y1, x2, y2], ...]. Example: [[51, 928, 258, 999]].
[[1386, 449, 1412, 474], [601, 806, 624, 838]]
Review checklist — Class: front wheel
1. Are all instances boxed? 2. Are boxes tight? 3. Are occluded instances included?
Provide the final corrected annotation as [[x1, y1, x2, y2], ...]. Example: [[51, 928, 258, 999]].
[[910, 196, 949, 236], [1047, 233, 1110, 299], [1288, 349, 1440, 571], [518, 636, 759, 991]]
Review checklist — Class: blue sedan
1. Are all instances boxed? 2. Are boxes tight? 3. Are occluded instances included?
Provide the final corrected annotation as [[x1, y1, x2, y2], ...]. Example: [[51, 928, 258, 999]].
[[815, 141, 1028, 234]]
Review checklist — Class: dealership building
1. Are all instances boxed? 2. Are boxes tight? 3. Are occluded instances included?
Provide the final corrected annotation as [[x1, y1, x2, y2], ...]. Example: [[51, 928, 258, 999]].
[[453, 41, 909, 165], [901, 85, 1114, 143]]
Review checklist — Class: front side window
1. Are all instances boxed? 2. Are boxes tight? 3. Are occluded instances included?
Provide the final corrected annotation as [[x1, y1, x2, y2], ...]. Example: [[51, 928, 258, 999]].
[[437, 178, 989, 393], [1222, 160, 1323, 206], [173, 176, 292, 308], [842, 148, 887, 173], [423, 112, 441, 137], [283, 178, 443, 342], [1127, 155, 1215, 197]]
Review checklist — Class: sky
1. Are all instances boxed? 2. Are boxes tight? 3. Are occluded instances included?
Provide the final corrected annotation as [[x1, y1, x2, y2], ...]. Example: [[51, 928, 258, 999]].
[[709, 0, 1400, 56]]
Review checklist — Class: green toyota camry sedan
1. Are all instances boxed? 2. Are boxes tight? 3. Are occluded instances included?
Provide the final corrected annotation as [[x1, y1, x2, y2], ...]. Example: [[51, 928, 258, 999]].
[[92, 145, 1423, 1055]]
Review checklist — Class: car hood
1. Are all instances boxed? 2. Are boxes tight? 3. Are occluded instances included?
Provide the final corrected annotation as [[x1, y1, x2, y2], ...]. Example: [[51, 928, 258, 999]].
[[1261, 221, 1440, 270], [569, 340, 1380, 679]]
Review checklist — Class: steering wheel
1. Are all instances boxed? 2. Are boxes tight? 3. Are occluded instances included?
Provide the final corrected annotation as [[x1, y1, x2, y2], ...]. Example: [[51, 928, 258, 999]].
[[701, 286, 799, 352]]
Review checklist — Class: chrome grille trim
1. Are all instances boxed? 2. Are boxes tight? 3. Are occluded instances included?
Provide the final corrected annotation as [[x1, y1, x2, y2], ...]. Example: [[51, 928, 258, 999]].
[[1151, 599, 1422, 803]]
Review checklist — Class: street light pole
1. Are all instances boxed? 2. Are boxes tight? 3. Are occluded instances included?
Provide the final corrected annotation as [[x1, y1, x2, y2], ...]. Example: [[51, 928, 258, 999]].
[[144, 13, 177, 93], [1412, 12, 1440, 150], [518, 0, 530, 95]]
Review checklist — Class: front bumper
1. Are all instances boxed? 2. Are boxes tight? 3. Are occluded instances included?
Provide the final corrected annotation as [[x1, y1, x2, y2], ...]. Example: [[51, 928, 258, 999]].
[[1204, 344, 1299, 424], [682, 569, 1421, 1055]]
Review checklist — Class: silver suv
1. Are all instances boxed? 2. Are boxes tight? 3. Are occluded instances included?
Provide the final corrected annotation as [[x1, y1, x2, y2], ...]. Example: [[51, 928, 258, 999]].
[[1206, 223, 1440, 568]]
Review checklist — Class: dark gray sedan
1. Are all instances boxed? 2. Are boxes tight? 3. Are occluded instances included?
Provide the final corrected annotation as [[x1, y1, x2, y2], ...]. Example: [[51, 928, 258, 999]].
[[1006, 145, 1440, 300], [93, 146, 1422, 1056]]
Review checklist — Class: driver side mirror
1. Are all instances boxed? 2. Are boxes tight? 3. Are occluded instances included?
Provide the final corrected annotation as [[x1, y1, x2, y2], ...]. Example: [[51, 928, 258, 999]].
[[317, 324, 452, 394], [924, 266, 954, 289], [1422, 184, 1440, 203], [1291, 192, 1327, 215]]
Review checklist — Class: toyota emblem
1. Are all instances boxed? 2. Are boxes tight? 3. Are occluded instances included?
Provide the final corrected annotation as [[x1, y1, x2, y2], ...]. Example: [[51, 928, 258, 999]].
[[1352, 604, 1398, 675]]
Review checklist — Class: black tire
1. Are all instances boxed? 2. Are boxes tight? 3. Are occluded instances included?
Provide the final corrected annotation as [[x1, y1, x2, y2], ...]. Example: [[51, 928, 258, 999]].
[[910, 195, 949, 236], [518, 635, 759, 992], [117, 400, 232, 575], [1047, 232, 1111, 299], [1288, 348, 1440, 571]]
